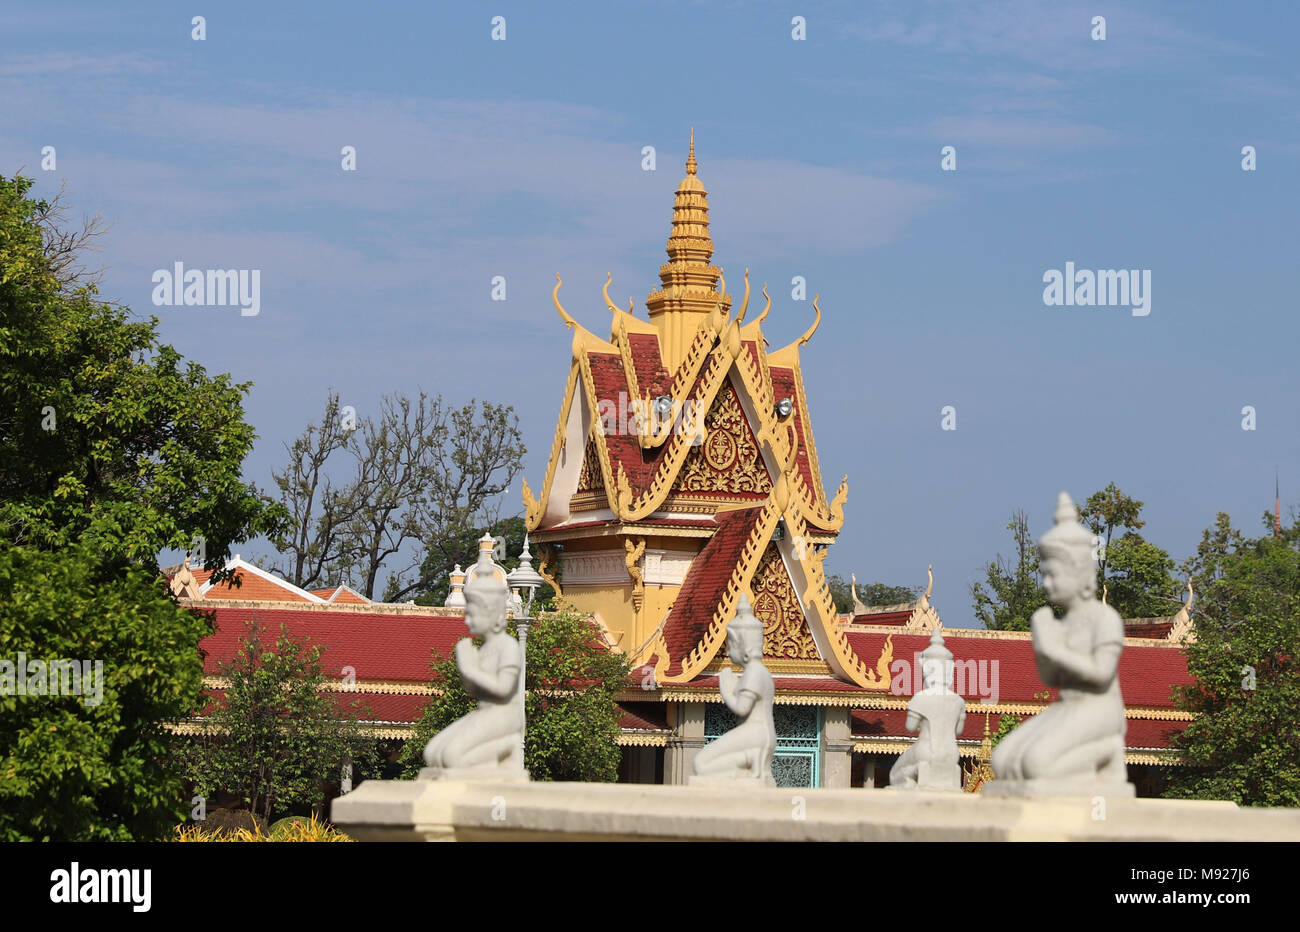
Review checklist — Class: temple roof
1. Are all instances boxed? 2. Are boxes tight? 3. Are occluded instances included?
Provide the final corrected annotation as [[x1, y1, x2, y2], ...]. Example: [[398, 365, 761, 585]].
[[520, 138, 858, 687], [523, 139, 844, 539]]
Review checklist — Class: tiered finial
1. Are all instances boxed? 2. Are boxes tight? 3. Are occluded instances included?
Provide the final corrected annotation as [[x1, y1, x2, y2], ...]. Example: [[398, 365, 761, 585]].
[[644, 131, 732, 368]]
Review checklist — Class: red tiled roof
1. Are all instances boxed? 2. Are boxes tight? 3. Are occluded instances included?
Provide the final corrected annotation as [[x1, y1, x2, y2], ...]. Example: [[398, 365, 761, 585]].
[[657, 507, 763, 677], [197, 605, 466, 682], [587, 351, 673, 497], [311, 586, 370, 605], [851, 610, 913, 626], [1124, 620, 1175, 639], [842, 630, 1192, 708], [192, 568, 315, 602], [618, 702, 670, 732], [625, 333, 671, 398], [767, 361, 820, 501]]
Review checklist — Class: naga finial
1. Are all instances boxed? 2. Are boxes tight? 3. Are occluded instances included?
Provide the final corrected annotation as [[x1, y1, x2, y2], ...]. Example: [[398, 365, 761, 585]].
[[735, 269, 751, 323], [755, 284, 771, 326], [798, 294, 823, 347], [602, 272, 620, 314], [552, 274, 577, 329]]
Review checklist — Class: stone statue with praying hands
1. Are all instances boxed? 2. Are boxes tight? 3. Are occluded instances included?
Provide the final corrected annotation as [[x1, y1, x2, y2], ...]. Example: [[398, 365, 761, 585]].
[[889, 629, 966, 791], [986, 492, 1134, 798], [421, 547, 528, 781], [690, 594, 777, 786]]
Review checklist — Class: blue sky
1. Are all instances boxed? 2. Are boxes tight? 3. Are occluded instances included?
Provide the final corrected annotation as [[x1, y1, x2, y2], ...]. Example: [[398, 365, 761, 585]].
[[3, 1, 1298, 624]]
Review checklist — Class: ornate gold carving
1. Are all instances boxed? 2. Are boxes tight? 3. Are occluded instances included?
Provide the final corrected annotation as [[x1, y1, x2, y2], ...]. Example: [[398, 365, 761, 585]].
[[522, 476, 542, 528], [537, 544, 562, 598], [576, 435, 604, 492], [678, 383, 771, 494], [751, 544, 819, 660], [624, 536, 646, 613], [703, 427, 738, 471]]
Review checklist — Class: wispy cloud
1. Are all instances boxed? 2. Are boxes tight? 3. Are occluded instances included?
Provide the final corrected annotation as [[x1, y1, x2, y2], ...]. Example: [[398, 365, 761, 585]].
[[0, 51, 162, 77]]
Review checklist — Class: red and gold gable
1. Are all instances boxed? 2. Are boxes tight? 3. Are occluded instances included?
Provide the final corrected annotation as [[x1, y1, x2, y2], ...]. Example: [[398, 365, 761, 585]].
[[674, 380, 772, 499]]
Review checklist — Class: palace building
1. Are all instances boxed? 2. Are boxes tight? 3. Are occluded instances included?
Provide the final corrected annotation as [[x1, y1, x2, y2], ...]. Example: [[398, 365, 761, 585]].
[[517, 136, 1195, 792], [175, 138, 1198, 796]]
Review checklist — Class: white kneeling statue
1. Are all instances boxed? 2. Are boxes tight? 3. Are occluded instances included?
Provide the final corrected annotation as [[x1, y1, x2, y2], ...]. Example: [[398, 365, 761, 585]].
[[690, 594, 777, 786], [890, 629, 966, 791], [421, 547, 528, 781], [986, 492, 1134, 798]]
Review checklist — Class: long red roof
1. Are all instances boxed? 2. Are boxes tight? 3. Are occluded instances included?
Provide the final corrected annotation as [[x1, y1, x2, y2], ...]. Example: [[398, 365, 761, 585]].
[[656, 507, 763, 677], [197, 605, 466, 681]]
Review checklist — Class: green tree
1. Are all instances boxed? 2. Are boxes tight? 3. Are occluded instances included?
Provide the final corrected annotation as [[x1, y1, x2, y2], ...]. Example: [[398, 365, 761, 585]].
[[0, 543, 210, 840], [971, 509, 1045, 631], [401, 604, 630, 781], [825, 574, 918, 614], [1078, 483, 1177, 617], [0, 173, 286, 575], [1165, 513, 1300, 806], [1103, 531, 1177, 618], [0, 174, 287, 839], [181, 621, 376, 823], [1078, 482, 1144, 585]]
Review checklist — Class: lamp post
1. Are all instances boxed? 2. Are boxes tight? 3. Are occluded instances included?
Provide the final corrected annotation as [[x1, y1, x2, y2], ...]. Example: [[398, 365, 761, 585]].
[[505, 534, 545, 762]]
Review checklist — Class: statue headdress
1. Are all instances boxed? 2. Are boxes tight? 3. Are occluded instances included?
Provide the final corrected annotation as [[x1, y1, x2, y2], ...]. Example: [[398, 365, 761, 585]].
[[1038, 492, 1093, 559], [1037, 492, 1097, 593], [919, 629, 955, 690], [727, 593, 765, 660], [464, 545, 509, 629]]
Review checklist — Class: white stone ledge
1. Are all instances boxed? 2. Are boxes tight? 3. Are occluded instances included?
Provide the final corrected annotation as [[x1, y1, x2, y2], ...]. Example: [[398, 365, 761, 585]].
[[330, 779, 1300, 842]]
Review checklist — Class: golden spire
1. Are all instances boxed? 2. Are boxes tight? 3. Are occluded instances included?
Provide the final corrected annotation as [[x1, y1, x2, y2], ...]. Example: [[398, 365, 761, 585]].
[[646, 132, 731, 369]]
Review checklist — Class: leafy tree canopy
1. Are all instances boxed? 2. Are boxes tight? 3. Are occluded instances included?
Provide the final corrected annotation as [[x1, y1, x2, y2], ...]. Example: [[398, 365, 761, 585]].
[[971, 509, 1044, 631], [0, 543, 210, 840], [1166, 513, 1300, 807], [0, 173, 286, 576], [826, 574, 918, 614]]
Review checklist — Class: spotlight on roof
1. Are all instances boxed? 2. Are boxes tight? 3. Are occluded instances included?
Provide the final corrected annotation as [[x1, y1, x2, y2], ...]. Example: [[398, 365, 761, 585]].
[[775, 398, 793, 418], [654, 396, 674, 418]]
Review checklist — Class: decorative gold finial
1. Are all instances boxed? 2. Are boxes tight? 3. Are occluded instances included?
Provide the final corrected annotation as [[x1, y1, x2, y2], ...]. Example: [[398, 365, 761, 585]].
[[644, 129, 730, 370]]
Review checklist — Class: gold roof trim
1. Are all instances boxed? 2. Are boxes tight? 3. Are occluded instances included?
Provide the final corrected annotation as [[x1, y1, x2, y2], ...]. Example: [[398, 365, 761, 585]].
[[616, 733, 670, 747]]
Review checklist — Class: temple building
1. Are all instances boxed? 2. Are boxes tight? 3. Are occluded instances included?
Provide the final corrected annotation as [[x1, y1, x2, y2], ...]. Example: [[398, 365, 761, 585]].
[[172, 138, 1199, 798], [518, 137, 1195, 792]]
